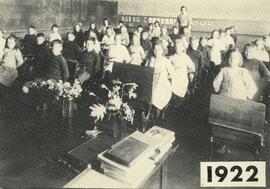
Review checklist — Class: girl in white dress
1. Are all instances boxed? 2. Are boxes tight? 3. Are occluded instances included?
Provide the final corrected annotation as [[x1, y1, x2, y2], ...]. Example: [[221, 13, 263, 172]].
[[149, 44, 174, 121], [169, 40, 195, 100]]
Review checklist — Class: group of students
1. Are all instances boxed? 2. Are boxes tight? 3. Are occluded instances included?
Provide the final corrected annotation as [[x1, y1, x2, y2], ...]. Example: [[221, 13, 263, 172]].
[[0, 15, 270, 121]]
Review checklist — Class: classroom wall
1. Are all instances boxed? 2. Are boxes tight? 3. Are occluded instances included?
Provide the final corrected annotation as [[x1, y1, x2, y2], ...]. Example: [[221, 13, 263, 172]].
[[0, 0, 118, 32], [118, 0, 270, 35]]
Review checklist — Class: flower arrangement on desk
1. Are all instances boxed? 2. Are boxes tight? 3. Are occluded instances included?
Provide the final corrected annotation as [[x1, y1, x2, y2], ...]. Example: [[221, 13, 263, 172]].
[[54, 79, 83, 101], [89, 80, 138, 124], [22, 78, 56, 94]]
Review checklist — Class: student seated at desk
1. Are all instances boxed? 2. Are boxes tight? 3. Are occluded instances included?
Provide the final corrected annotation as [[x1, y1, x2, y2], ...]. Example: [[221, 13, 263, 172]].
[[101, 27, 115, 50], [73, 23, 85, 48], [107, 34, 130, 64], [100, 18, 111, 41], [242, 44, 270, 101], [129, 34, 145, 66], [149, 43, 174, 121], [169, 39, 195, 106], [78, 38, 100, 84], [120, 25, 130, 47], [48, 24, 62, 42], [254, 39, 269, 63], [62, 32, 80, 61], [45, 39, 69, 81], [140, 31, 152, 65], [213, 48, 257, 100], [22, 25, 37, 56], [198, 36, 211, 70], [187, 37, 204, 89], [0, 36, 24, 87], [86, 31, 101, 54], [85, 22, 100, 42], [30, 33, 50, 79]]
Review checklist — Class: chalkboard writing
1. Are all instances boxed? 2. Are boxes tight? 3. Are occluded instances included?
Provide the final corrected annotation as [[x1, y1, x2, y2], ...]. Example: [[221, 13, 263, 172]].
[[0, 0, 118, 32]]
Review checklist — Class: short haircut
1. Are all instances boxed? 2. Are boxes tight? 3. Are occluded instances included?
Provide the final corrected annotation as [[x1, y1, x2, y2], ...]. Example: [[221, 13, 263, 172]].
[[228, 48, 242, 66], [51, 24, 59, 30], [244, 43, 256, 58], [51, 39, 62, 46], [103, 18, 109, 24], [5, 35, 19, 49], [85, 37, 96, 44], [28, 25, 36, 29], [180, 6, 187, 11], [36, 33, 45, 38], [137, 25, 143, 29], [118, 20, 123, 24]]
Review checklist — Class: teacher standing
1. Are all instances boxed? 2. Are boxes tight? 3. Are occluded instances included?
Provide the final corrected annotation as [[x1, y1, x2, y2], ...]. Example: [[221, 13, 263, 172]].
[[176, 6, 192, 34]]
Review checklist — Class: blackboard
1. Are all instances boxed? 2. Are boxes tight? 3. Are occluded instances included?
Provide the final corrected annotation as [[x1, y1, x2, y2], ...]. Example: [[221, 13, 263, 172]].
[[0, 0, 118, 32]]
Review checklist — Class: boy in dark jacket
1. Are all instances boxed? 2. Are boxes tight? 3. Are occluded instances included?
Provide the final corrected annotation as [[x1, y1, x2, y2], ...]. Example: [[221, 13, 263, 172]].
[[30, 33, 50, 79], [45, 39, 69, 81], [22, 26, 37, 56]]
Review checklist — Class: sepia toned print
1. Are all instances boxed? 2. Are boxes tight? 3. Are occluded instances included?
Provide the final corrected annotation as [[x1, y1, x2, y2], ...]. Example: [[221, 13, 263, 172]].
[[0, 0, 269, 188]]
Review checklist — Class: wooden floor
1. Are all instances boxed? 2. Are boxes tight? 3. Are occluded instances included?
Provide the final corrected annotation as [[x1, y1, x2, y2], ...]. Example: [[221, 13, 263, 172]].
[[0, 83, 269, 188]]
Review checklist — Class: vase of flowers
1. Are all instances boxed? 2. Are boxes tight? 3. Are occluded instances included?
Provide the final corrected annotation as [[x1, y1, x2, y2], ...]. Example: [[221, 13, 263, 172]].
[[88, 80, 137, 140], [62, 98, 75, 118], [54, 79, 83, 118]]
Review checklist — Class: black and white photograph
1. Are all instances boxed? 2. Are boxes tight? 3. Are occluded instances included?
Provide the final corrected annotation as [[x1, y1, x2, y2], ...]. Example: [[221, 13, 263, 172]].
[[0, 0, 269, 188]]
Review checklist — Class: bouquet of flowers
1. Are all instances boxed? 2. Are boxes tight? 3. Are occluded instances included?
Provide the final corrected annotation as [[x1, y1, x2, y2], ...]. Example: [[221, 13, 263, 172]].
[[54, 79, 83, 100], [22, 78, 56, 94], [89, 80, 138, 124]]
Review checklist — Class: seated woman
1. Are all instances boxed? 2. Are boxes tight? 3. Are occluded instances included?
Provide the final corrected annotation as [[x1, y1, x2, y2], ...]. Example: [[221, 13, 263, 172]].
[[129, 34, 145, 65], [242, 44, 270, 101], [149, 43, 174, 121], [213, 48, 257, 100], [45, 39, 69, 81], [169, 39, 195, 106], [0, 36, 24, 87], [78, 37, 100, 84]]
